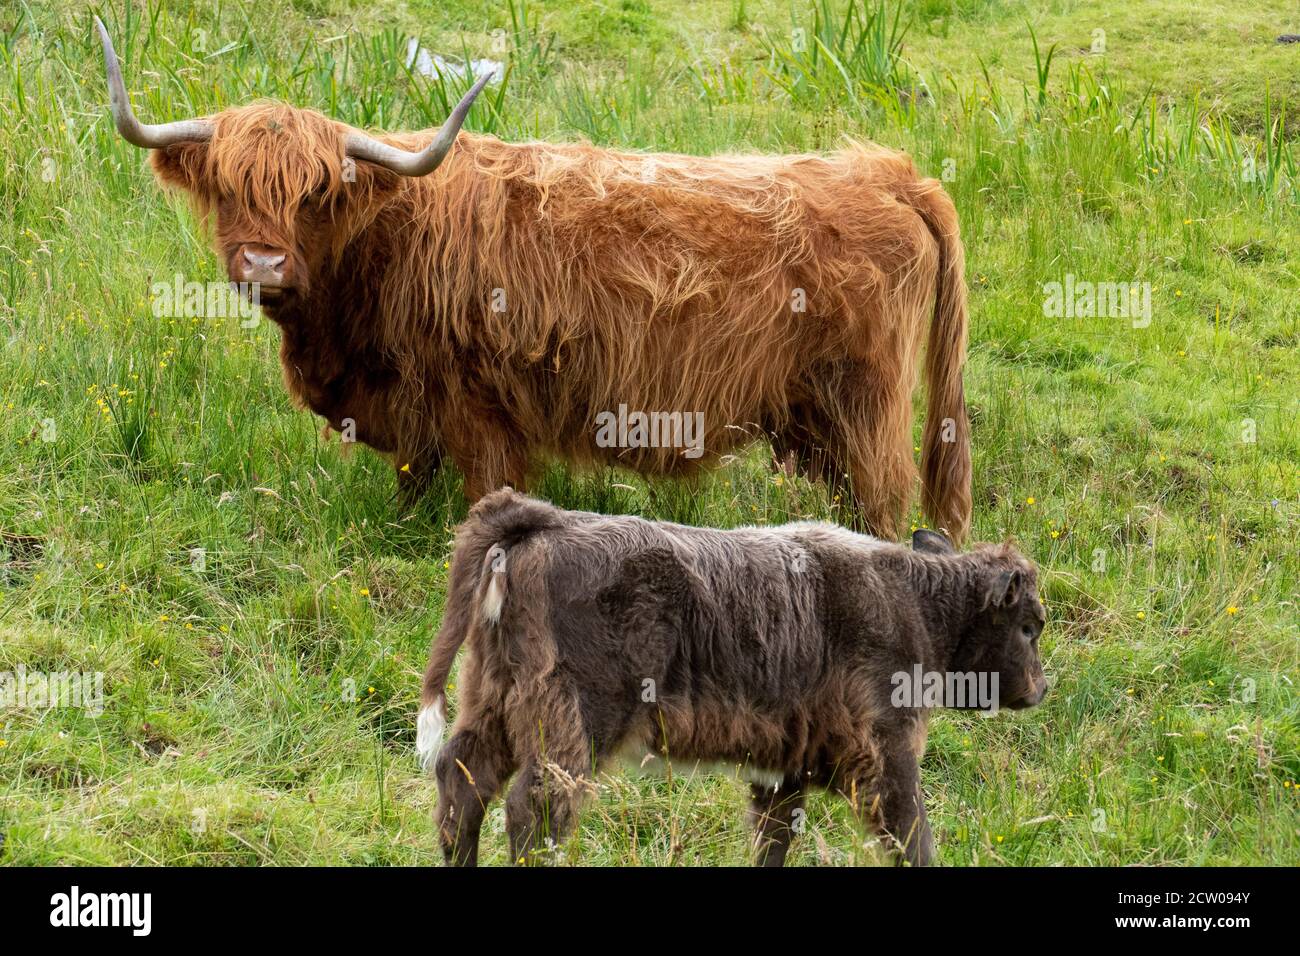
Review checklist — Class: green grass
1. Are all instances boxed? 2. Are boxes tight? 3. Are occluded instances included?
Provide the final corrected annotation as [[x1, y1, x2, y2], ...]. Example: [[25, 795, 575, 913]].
[[0, 0, 1296, 865]]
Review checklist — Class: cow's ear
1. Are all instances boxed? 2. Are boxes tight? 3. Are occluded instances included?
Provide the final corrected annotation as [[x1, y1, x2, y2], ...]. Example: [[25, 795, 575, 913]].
[[912, 528, 955, 555], [345, 158, 405, 199], [984, 568, 1022, 609], [150, 141, 211, 195]]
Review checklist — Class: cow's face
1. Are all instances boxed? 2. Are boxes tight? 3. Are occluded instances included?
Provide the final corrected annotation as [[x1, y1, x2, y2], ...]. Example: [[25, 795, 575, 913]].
[[149, 104, 381, 305], [912, 531, 1049, 711], [95, 16, 489, 309]]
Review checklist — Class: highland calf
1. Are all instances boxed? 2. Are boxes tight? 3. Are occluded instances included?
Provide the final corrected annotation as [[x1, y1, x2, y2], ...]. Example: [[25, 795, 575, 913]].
[[418, 489, 1048, 866], [97, 19, 972, 541]]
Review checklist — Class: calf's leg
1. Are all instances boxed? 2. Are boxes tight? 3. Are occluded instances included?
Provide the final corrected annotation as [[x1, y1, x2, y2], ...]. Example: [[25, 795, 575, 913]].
[[877, 746, 933, 866], [836, 740, 934, 866], [504, 757, 592, 865], [434, 718, 516, 866]]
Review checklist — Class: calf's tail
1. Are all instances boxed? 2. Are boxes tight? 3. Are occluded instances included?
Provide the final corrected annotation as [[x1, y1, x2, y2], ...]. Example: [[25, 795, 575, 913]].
[[416, 487, 562, 772]]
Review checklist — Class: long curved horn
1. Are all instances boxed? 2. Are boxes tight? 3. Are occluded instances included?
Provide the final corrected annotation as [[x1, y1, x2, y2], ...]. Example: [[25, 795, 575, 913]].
[[95, 16, 212, 149], [344, 71, 492, 176]]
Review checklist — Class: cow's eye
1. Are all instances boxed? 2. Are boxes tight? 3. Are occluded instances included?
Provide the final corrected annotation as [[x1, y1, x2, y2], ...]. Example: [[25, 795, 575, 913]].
[[1021, 625, 1036, 641]]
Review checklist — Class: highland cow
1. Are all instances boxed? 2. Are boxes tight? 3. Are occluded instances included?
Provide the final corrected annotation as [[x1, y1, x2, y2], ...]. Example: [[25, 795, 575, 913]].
[[96, 18, 973, 540], [418, 489, 1048, 866]]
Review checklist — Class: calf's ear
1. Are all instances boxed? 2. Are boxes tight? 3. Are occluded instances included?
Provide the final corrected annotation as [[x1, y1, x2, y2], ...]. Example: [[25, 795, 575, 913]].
[[984, 569, 1022, 608], [912, 528, 955, 555]]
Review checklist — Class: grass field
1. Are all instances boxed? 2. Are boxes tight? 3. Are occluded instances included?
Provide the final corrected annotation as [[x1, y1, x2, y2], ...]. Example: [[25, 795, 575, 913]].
[[0, 0, 1296, 865]]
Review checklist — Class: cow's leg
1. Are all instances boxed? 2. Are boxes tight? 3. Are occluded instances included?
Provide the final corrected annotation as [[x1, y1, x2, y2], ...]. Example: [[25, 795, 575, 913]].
[[395, 445, 442, 501], [831, 219, 942, 538], [443, 412, 528, 502], [748, 777, 806, 867], [771, 404, 833, 485], [819, 363, 917, 540], [837, 737, 933, 866], [433, 713, 515, 866]]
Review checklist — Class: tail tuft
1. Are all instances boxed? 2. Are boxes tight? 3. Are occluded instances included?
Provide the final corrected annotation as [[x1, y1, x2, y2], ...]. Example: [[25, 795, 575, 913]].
[[415, 699, 447, 774], [481, 567, 506, 624]]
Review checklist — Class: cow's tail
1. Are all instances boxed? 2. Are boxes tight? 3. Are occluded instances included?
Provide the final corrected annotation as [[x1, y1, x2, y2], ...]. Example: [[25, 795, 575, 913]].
[[416, 487, 563, 773], [911, 178, 972, 543]]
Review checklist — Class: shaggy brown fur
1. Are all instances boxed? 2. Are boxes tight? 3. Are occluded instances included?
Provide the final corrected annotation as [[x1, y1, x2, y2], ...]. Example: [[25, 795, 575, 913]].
[[418, 489, 1048, 866], [145, 101, 972, 539]]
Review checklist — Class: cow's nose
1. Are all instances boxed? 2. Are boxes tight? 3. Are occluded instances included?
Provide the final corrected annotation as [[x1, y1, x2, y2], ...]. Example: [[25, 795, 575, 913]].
[[239, 248, 287, 286], [244, 249, 285, 270]]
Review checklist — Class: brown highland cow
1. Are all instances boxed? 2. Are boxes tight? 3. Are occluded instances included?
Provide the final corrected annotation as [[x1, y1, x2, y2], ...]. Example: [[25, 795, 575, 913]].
[[97, 18, 973, 540], [419, 489, 1048, 866]]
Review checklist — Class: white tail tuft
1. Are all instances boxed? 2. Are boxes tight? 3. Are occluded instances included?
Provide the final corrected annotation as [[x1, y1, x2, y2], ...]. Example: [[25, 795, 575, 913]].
[[415, 699, 447, 774], [481, 572, 505, 624]]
